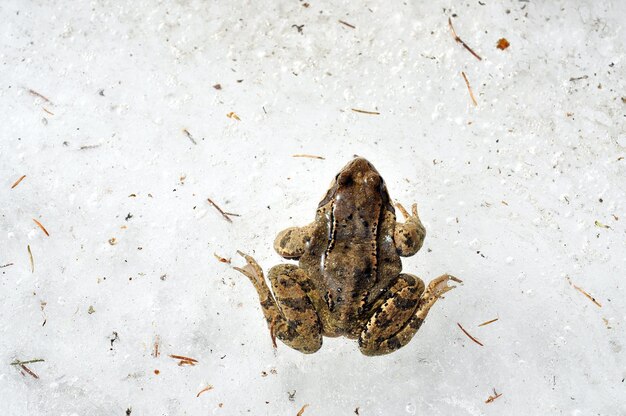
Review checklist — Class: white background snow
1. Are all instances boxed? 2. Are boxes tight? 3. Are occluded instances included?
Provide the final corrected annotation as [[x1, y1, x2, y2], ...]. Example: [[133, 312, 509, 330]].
[[1, 0, 625, 415]]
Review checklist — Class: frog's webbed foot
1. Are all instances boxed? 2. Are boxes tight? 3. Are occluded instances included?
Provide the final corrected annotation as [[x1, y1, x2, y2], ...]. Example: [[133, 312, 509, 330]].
[[394, 202, 426, 257], [234, 252, 323, 354], [415, 274, 462, 320], [233, 250, 265, 290], [273, 225, 312, 259], [358, 273, 461, 356]]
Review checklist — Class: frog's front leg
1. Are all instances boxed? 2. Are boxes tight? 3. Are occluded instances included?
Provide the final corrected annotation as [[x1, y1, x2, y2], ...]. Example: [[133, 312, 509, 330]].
[[273, 225, 313, 259], [394, 203, 426, 257], [235, 252, 323, 354], [358, 273, 461, 356]]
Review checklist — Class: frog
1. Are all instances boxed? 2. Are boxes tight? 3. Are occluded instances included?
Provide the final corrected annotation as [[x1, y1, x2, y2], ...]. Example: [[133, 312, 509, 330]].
[[235, 157, 461, 355]]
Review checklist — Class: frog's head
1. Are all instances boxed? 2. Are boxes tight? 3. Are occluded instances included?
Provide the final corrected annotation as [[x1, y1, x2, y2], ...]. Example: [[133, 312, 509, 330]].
[[336, 157, 381, 188], [319, 157, 393, 211]]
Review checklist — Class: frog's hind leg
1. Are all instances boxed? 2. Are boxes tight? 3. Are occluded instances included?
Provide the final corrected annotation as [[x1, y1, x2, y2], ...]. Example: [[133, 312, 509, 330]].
[[358, 274, 424, 355], [358, 273, 461, 356], [235, 252, 323, 354]]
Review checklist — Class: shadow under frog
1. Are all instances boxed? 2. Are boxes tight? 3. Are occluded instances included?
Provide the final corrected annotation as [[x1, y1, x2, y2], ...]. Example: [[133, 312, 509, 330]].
[[235, 157, 461, 356]]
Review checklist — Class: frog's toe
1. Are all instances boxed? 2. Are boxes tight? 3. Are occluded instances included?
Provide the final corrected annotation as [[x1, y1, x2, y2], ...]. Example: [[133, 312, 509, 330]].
[[395, 202, 410, 220], [235, 250, 255, 263]]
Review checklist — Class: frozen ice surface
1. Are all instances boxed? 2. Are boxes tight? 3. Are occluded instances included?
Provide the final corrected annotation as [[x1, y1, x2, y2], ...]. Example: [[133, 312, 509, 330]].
[[1, 0, 625, 415]]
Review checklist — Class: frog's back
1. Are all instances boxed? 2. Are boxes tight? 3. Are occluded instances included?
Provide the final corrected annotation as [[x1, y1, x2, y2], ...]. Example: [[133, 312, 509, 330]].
[[299, 158, 402, 336]]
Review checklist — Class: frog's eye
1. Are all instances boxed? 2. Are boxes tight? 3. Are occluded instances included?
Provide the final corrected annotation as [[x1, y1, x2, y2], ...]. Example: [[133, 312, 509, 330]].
[[364, 172, 381, 185], [338, 173, 354, 186]]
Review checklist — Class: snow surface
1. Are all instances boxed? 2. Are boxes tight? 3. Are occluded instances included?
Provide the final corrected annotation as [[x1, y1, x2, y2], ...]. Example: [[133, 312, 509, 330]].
[[1, 0, 625, 415]]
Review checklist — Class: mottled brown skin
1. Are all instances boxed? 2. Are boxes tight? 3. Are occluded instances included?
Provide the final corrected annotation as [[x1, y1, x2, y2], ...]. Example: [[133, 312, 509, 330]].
[[235, 158, 460, 355]]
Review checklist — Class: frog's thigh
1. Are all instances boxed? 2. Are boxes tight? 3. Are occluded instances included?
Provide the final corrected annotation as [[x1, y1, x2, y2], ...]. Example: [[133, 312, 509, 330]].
[[267, 264, 323, 353], [273, 226, 312, 259], [359, 273, 425, 356]]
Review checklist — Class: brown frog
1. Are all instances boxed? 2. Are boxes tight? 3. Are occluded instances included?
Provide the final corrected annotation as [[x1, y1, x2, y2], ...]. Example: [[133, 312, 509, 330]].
[[235, 157, 460, 355]]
